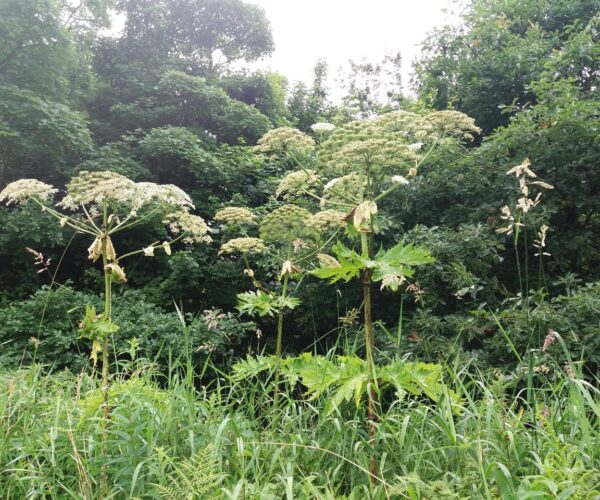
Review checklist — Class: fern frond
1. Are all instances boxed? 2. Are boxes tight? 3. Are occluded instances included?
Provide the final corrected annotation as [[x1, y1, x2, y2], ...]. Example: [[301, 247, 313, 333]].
[[152, 445, 223, 499]]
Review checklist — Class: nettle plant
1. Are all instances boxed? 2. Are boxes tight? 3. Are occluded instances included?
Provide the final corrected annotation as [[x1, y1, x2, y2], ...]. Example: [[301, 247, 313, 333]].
[[216, 201, 343, 387], [0, 171, 211, 423], [256, 110, 480, 475]]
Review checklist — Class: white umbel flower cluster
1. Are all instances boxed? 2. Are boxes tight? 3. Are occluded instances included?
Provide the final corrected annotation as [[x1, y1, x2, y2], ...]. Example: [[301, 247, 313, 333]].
[[219, 237, 267, 255], [306, 209, 346, 232], [255, 127, 315, 156], [59, 171, 193, 211], [311, 122, 336, 133], [275, 169, 320, 199], [214, 207, 256, 225], [0, 179, 57, 205], [163, 211, 212, 244]]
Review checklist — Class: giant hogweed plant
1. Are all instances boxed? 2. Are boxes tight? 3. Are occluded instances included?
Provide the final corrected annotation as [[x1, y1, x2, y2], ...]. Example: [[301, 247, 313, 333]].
[[0, 171, 211, 455], [246, 110, 480, 476], [216, 202, 344, 394]]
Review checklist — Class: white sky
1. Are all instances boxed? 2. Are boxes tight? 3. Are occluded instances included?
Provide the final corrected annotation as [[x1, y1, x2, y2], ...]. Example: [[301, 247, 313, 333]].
[[248, 0, 462, 92], [110, 1, 462, 94]]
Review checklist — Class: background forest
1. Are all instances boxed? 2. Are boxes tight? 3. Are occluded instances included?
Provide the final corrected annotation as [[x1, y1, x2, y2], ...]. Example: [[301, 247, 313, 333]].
[[1, 0, 600, 498]]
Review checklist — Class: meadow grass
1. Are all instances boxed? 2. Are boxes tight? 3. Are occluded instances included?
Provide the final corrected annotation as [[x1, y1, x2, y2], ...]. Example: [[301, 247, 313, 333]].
[[1, 348, 599, 499]]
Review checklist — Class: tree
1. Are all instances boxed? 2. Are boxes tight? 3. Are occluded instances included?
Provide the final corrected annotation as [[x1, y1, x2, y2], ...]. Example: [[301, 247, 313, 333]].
[[0, 83, 93, 186], [414, 0, 600, 133], [287, 59, 333, 131], [0, 0, 112, 101], [335, 52, 403, 121], [115, 0, 274, 75]]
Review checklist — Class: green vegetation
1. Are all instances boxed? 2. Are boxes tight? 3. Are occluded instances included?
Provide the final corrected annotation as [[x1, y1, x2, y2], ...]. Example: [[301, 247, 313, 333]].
[[1, 0, 599, 497]]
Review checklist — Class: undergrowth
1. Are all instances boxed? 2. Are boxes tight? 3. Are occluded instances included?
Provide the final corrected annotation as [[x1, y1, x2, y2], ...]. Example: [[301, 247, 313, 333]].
[[1, 348, 599, 499]]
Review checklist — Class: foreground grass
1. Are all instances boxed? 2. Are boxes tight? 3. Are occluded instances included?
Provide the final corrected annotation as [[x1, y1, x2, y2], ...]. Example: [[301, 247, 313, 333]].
[[1, 358, 599, 499]]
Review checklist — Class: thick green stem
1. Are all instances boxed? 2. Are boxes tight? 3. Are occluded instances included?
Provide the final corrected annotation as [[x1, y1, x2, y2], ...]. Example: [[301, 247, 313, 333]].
[[361, 231, 378, 481], [100, 206, 112, 494], [273, 271, 289, 404]]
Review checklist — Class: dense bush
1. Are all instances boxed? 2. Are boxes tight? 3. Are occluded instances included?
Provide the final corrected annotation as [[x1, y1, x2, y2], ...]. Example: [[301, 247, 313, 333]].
[[0, 286, 256, 373]]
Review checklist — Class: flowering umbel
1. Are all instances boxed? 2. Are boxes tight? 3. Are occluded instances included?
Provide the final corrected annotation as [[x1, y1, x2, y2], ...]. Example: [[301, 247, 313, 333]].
[[219, 237, 267, 255], [0, 179, 57, 205], [259, 204, 314, 242], [255, 127, 315, 158], [214, 207, 256, 225]]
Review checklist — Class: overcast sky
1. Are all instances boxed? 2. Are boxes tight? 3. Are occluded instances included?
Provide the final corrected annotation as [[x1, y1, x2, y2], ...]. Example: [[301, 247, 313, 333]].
[[248, 0, 462, 92]]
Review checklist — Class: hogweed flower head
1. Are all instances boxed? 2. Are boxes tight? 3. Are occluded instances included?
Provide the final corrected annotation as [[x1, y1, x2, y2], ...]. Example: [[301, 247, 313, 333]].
[[425, 110, 481, 142], [59, 171, 194, 213], [275, 170, 320, 199], [214, 207, 256, 225], [311, 122, 336, 133], [255, 127, 315, 157], [162, 211, 212, 244], [0, 179, 57, 205], [135, 182, 194, 209], [59, 171, 137, 210], [318, 109, 479, 177], [321, 173, 362, 207], [391, 175, 410, 185], [306, 209, 346, 232], [219, 237, 267, 255], [259, 204, 313, 242]]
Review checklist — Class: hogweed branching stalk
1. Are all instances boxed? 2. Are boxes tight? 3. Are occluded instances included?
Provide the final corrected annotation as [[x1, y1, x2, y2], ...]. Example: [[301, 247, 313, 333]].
[[275, 111, 480, 478], [216, 202, 343, 399], [0, 171, 211, 469]]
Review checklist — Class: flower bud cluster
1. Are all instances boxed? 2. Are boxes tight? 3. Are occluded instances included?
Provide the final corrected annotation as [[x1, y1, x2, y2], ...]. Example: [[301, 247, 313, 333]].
[[259, 204, 313, 242]]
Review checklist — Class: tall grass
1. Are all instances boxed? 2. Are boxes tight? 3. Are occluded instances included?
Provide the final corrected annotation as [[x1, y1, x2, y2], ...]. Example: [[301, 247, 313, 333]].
[[1, 344, 599, 499]]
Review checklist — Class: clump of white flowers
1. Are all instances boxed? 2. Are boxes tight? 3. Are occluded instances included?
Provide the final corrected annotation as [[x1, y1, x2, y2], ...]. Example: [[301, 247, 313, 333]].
[[163, 211, 212, 244], [0, 179, 58, 205], [306, 209, 347, 232], [219, 237, 267, 255], [311, 122, 336, 133], [255, 127, 315, 158], [318, 109, 481, 177], [214, 207, 256, 225], [275, 169, 320, 199]]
